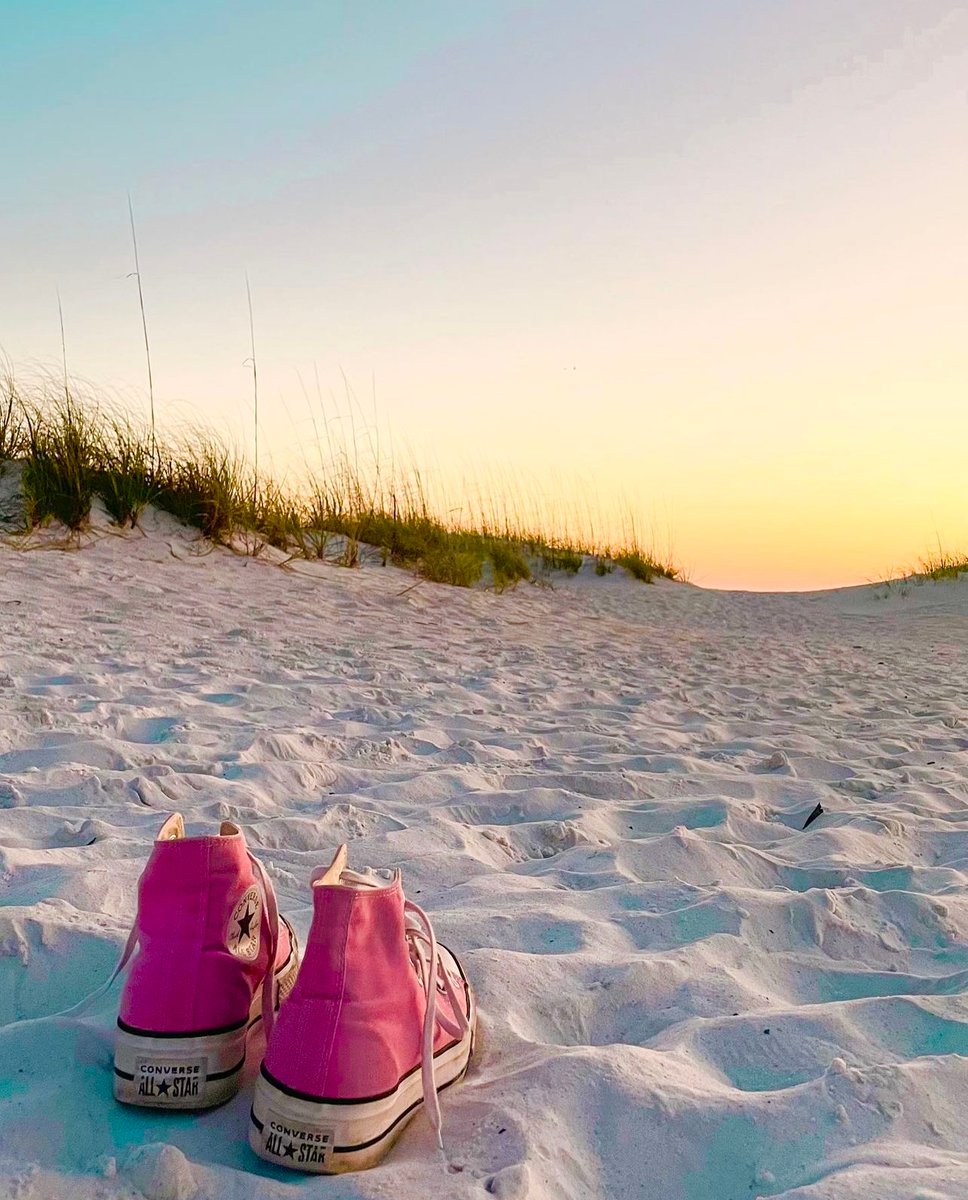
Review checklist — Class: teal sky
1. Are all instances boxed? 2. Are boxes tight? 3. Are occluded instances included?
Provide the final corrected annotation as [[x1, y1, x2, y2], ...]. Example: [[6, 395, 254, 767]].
[[2, 1, 966, 588]]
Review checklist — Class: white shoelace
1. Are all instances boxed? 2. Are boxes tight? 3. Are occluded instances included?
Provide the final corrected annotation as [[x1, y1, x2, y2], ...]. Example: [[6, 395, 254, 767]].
[[246, 851, 281, 1040], [403, 898, 471, 1149], [57, 850, 281, 1028], [56, 916, 142, 1019], [325, 868, 470, 1149]]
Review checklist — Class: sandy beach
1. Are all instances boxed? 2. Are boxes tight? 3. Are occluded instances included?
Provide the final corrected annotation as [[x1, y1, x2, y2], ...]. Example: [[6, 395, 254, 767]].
[[5, 2, 966, 1193], [0, 514, 966, 1199]]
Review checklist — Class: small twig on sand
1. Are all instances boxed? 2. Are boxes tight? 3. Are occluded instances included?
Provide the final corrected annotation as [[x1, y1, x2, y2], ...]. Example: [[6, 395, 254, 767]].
[[396, 578, 425, 598]]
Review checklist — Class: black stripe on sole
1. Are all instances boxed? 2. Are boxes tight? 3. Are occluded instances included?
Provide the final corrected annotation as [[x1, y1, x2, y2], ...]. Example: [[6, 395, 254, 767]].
[[207, 1057, 245, 1081], [259, 1035, 461, 1106], [117, 1014, 248, 1039], [251, 1063, 468, 1158], [334, 1068, 466, 1154]]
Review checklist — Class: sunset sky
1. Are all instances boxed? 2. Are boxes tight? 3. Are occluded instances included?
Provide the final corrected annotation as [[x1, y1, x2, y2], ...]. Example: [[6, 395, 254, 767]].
[[3, 1, 966, 589]]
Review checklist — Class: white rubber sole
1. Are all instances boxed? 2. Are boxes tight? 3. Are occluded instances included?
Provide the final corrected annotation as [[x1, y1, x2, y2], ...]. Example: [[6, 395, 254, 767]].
[[249, 955, 476, 1173], [113, 927, 299, 1111]]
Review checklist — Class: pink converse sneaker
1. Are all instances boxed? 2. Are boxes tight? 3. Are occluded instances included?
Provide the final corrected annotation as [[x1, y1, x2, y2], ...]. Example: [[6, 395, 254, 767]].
[[249, 846, 476, 1173], [107, 814, 299, 1110]]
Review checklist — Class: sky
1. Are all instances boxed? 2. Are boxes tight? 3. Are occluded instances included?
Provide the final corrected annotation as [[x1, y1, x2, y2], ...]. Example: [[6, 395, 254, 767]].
[[2, 0, 966, 590]]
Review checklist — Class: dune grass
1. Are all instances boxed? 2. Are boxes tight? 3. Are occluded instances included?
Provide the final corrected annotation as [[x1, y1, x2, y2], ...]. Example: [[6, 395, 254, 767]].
[[96, 416, 158, 528], [0, 376, 679, 590], [532, 542, 583, 575], [911, 549, 968, 582], [0, 389, 27, 461], [22, 399, 96, 530], [615, 551, 665, 583], [879, 547, 968, 594]]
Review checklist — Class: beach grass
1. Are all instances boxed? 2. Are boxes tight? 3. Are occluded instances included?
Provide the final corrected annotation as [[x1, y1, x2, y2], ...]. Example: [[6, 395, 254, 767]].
[[22, 397, 96, 530], [878, 547, 968, 595], [0, 374, 679, 590], [912, 549, 968, 582]]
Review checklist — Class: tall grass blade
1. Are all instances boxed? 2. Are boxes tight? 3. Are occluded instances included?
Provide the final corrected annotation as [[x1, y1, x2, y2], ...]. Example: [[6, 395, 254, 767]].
[[128, 193, 155, 443]]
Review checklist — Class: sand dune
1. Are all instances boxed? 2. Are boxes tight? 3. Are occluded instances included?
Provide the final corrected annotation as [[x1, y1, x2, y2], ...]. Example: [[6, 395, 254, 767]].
[[1, 515, 967, 1199]]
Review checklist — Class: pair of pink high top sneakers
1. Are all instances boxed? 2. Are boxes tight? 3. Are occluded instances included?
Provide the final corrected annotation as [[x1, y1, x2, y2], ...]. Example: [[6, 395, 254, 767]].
[[108, 814, 475, 1174]]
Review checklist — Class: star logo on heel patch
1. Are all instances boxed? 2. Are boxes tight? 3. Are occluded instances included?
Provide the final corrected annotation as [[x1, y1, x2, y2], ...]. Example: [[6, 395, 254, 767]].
[[227, 886, 262, 959], [263, 1120, 333, 1168]]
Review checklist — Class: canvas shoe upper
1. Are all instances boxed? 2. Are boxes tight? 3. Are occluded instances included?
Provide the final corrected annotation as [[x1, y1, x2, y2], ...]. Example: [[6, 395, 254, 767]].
[[249, 845, 475, 1173]]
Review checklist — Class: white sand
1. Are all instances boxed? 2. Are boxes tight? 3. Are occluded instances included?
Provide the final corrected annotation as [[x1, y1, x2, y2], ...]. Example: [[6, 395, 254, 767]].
[[2, 513, 968, 1199]]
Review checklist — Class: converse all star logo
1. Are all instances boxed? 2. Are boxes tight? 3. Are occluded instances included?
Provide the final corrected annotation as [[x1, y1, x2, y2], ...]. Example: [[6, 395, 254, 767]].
[[136, 1058, 206, 1101], [227, 886, 262, 959], [263, 1119, 334, 1168]]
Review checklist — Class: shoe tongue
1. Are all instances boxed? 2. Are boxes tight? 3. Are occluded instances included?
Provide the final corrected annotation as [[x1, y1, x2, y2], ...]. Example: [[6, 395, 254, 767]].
[[310, 845, 399, 891], [157, 813, 185, 841], [311, 844, 349, 888]]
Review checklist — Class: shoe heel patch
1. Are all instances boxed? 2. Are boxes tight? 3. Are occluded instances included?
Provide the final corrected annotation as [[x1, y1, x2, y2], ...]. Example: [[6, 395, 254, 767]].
[[261, 1118, 334, 1168], [135, 1056, 208, 1102]]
